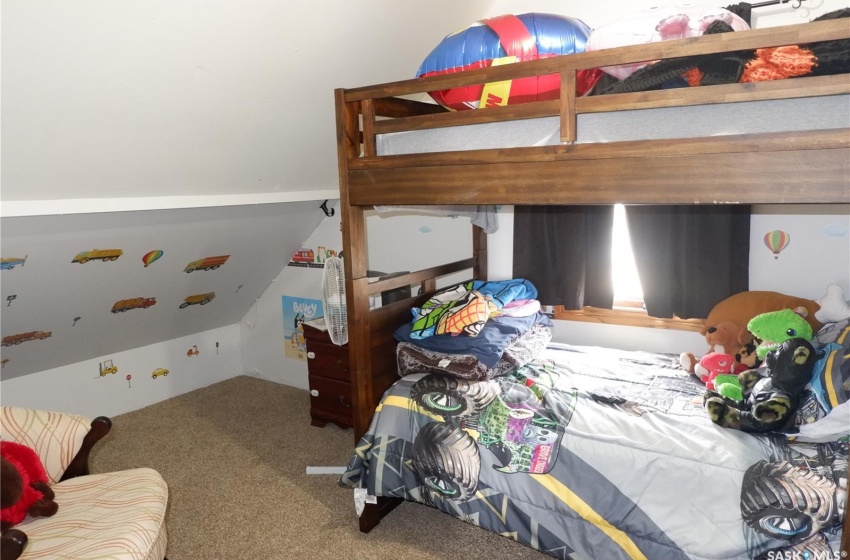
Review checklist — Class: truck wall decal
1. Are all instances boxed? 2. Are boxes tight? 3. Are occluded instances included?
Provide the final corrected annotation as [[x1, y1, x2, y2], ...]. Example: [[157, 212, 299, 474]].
[[2, 331, 52, 346], [72, 249, 123, 263], [184, 255, 229, 273], [111, 297, 157, 313], [180, 292, 215, 308]]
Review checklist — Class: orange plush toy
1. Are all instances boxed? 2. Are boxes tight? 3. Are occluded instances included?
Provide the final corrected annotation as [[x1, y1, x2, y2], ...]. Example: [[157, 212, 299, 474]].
[[680, 290, 824, 381], [0, 441, 58, 534]]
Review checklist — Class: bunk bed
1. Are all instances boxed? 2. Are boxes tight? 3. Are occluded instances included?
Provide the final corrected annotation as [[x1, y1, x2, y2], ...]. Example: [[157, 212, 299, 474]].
[[334, 15, 850, 560]]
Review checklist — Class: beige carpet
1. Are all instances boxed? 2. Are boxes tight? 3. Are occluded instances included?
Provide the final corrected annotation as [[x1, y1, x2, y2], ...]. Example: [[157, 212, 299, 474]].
[[90, 375, 549, 560]]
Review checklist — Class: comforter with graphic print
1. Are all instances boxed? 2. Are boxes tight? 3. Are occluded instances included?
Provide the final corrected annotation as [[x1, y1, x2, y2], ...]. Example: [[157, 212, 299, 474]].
[[339, 343, 848, 560]]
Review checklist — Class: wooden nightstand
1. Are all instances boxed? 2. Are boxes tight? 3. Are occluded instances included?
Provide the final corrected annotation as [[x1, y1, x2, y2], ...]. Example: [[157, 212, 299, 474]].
[[303, 323, 352, 428]]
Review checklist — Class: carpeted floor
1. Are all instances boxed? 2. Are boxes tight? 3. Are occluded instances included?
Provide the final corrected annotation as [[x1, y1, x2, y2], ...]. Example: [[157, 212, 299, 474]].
[[90, 375, 549, 560]]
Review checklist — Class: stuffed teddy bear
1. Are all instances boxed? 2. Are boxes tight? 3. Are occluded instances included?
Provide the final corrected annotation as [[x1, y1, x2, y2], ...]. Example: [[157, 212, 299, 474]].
[[1, 441, 58, 534], [704, 337, 817, 433]]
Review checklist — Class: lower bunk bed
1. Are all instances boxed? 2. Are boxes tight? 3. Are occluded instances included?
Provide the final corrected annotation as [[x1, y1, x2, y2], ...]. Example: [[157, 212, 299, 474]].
[[340, 317, 849, 560]]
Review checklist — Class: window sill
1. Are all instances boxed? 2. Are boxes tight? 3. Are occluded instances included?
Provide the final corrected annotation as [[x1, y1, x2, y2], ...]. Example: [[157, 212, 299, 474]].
[[553, 306, 704, 332]]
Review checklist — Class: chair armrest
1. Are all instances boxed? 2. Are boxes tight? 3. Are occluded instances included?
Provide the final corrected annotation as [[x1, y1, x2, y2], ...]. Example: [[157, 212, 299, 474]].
[[0, 529, 28, 560], [59, 416, 112, 481], [0, 407, 111, 484]]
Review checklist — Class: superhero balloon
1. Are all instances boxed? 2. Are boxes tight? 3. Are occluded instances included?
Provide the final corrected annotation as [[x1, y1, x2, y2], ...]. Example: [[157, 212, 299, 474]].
[[416, 13, 601, 111], [764, 230, 790, 260], [142, 249, 164, 267]]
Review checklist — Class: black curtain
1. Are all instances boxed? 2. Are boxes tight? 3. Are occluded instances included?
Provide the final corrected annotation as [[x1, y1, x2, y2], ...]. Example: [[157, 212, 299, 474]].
[[513, 206, 614, 310], [625, 205, 751, 320]]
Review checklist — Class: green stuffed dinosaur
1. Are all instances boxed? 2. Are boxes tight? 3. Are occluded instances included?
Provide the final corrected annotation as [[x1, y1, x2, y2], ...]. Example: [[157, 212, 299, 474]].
[[747, 308, 814, 361]]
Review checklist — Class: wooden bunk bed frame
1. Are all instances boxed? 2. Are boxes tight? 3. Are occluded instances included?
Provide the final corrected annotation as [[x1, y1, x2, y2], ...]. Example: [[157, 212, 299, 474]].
[[334, 17, 850, 549]]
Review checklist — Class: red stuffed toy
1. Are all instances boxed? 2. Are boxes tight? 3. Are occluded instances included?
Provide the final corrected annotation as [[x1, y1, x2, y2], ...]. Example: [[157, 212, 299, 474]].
[[1, 441, 58, 533]]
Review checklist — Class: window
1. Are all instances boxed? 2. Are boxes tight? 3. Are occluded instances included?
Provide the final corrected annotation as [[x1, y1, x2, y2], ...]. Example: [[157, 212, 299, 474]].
[[553, 205, 703, 332]]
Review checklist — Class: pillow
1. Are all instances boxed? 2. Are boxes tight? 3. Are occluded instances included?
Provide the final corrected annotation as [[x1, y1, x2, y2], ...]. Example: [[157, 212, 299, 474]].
[[790, 322, 850, 442]]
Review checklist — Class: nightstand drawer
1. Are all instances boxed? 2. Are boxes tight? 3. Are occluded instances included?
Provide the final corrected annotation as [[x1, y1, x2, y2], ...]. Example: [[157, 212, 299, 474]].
[[308, 376, 353, 416], [306, 341, 350, 382]]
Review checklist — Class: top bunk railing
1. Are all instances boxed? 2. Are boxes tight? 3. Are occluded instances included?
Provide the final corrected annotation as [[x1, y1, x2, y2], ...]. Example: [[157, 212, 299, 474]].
[[339, 18, 850, 148]]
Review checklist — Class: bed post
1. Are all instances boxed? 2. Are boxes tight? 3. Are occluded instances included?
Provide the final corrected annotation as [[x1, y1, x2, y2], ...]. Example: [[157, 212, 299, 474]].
[[335, 87, 405, 532], [473, 224, 488, 281]]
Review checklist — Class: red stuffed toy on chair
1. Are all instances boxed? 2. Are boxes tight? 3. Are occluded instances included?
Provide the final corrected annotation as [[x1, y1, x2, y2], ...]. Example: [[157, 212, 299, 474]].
[[1, 440, 58, 533]]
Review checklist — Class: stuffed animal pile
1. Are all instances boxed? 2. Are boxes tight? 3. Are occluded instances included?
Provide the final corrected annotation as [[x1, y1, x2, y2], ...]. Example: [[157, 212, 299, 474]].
[[681, 284, 850, 385], [704, 337, 817, 433], [700, 284, 850, 435]]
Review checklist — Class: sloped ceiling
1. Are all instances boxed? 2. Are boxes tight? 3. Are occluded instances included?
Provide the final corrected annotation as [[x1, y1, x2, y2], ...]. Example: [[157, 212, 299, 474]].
[[1, 0, 495, 203], [0, 202, 325, 379]]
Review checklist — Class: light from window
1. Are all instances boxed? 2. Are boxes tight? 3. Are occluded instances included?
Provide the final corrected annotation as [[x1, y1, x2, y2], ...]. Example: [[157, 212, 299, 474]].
[[612, 204, 644, 307]]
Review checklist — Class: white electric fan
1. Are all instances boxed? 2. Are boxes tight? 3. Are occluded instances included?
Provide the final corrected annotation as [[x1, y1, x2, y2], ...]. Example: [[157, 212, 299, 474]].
[[322, 256, 348, 346]]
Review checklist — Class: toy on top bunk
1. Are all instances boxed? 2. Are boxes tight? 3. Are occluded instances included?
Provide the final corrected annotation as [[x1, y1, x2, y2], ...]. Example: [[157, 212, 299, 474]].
[[601, 8, 850, 94], [584, 4, 750, 81], [704, 309, 817, 434], [415, 12, 602, 111]]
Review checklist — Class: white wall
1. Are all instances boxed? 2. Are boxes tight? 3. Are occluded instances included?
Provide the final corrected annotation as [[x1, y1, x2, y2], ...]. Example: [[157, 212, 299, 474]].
[[239, 203, 476, 389], [0, 325, 242, 419]]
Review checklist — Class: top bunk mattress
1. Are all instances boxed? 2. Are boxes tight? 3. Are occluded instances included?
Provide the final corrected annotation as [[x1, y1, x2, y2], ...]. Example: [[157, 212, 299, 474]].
[[377, 94, 850, 155]]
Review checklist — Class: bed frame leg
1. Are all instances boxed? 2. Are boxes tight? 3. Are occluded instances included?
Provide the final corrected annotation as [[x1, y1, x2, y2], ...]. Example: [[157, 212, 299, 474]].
[[358, 497, 403, 533]]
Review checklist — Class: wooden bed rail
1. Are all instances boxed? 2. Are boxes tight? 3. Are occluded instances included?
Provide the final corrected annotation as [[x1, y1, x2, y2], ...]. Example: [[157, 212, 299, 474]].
[[344, 19, 849, 103]]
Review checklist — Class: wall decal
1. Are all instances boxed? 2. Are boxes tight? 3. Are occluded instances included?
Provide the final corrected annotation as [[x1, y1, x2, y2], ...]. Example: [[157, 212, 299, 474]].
[[822, 224, 849, 238], [0, 256, 27, 270], [98, 360, 117, 377], [142, 249, 164, 267], [184, 255, 229, 273], [763, 230, 790, 260], [126, 374, 132, 388], [186, 345, 199, 357], [235, 284, 243, 293], [2, 331, 51, 346], [180, 292, 216, 308], [6, 295, 16, 307], [282, 296, 323, 360], [71, 249, 123, 263], [73, 316, 81, 326], [287, 246, 340, 269], [111, 297, 157, 313], [152, 368, 169, 379], [419, 226, 433, 233], [1, 359, 9, 368]]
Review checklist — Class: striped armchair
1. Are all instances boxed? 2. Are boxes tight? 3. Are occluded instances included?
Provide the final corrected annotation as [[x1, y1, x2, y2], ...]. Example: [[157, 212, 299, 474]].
[[0, 407, 168, 560]]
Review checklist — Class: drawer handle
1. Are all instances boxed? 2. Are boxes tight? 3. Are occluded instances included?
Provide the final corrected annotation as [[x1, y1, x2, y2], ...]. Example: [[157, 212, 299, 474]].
[[338, 395, 351, 408], [307, 352, 315, 359], [310, 389, 319, 397]]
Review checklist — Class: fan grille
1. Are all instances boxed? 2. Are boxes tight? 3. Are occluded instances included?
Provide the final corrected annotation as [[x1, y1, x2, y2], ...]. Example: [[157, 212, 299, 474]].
[[322, 257, 348, 345]]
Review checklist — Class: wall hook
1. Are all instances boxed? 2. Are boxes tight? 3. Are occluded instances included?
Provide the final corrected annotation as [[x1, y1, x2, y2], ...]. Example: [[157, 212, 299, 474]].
[[320, 200, 335, 217]]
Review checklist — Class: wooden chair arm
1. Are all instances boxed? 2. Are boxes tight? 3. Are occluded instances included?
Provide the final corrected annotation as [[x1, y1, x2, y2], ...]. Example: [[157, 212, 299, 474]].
[[59, 416, 112, 482], [0, 528, 28, 560]]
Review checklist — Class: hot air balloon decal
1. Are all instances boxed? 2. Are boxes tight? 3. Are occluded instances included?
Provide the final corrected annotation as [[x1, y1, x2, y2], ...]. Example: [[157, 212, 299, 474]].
[[764, 230, 790, 260], [142, 250, 164, 267]]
